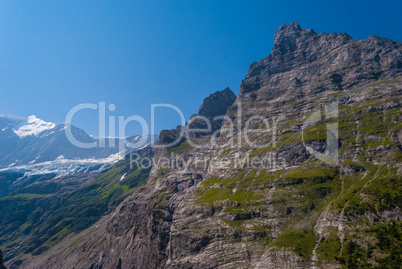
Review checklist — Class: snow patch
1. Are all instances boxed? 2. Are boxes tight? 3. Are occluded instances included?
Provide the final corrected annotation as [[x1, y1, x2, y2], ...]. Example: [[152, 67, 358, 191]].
[[139, 143, 149, 150], [55, 155, 66, 161], [119, 173, 127, 181], [0, 152, 125, 178], [13, 115, 56, 138], [42, 131, 55, 137]]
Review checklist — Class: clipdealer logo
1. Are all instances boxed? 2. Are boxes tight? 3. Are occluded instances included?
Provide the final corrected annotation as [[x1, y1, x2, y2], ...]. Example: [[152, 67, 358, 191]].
[[64, 101, 339, 169]]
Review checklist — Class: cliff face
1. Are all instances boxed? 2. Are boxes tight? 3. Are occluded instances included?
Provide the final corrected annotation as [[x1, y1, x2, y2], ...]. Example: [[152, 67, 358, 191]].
[[159, 87, 236, 144], [198, 87, 237, 120], [240, 22, 401, 98], [8, 23, 402, 269], [0, 250, 6, 269]]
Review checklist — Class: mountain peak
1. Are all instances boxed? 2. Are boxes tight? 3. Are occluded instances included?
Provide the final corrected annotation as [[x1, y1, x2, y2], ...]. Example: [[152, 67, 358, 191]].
[[274, 22, 302, 39], [273, 22, 314, 53], [239, 22, 400, 96], [13, 115, 56, 138], [198, 87, 236, 119], [272, 22, 352, 55]]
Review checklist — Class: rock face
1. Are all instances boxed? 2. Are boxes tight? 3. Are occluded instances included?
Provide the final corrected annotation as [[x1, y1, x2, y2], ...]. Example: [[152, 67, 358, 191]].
[[7, 23, 402, 269], [158, 126, 186, 146], [160, 87, 236, 143], [198, 87, 237, 120], [0, 250, 6, 269], [240, 22, 401, 98], [188, 87, 236, 138]]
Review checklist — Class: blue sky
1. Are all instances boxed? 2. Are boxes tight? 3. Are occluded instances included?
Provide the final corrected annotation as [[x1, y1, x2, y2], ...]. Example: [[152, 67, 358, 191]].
[[0, 0, 401, 136]]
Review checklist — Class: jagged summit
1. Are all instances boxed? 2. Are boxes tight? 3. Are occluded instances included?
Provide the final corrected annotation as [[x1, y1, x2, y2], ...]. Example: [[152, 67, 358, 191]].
[[198, 87, 236, 119], [158, 87, 236, 145], [273, 22, 303, 51], [240, 22, 401, 97], [273, 22, 352, 53]]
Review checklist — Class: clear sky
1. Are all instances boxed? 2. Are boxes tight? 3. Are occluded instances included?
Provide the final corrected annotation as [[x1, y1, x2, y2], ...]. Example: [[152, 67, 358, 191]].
[[0, 0, 401, 137]]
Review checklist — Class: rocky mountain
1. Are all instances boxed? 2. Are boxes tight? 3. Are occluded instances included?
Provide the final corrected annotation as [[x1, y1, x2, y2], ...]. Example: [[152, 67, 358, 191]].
[[159, 87, 236, 144], [5, 22, 402, 268], [188, 87, 237, 137], [0, 147, 153, 263], [0, 115, 155, 264]]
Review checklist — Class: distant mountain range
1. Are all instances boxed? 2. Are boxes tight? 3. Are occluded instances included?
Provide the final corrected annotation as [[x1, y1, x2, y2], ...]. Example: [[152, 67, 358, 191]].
[[0, 114, 155, 176]]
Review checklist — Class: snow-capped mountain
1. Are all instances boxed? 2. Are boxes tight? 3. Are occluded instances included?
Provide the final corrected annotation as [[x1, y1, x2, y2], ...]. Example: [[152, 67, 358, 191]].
[[0, 153, 122, 178], [12, 115, 56, 138], [0, 114, 155, 175]]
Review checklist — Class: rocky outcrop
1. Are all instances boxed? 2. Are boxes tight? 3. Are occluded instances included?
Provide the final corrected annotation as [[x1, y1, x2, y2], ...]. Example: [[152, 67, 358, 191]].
[[158, 126, 186, 147], [159, 88, 236, 145], [7, 22, 402, 269], [198, 87, 236, 120], [187, 87, 236, 138]]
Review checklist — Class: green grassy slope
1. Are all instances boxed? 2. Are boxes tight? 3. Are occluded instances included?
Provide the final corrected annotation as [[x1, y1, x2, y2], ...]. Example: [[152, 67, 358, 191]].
[[0, 147, 153, 260]]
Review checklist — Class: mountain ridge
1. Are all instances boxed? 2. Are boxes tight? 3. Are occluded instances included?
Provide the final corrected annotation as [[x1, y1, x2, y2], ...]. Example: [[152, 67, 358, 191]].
[[0, 114, 154, 172], [5, 22, 402, 269]]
